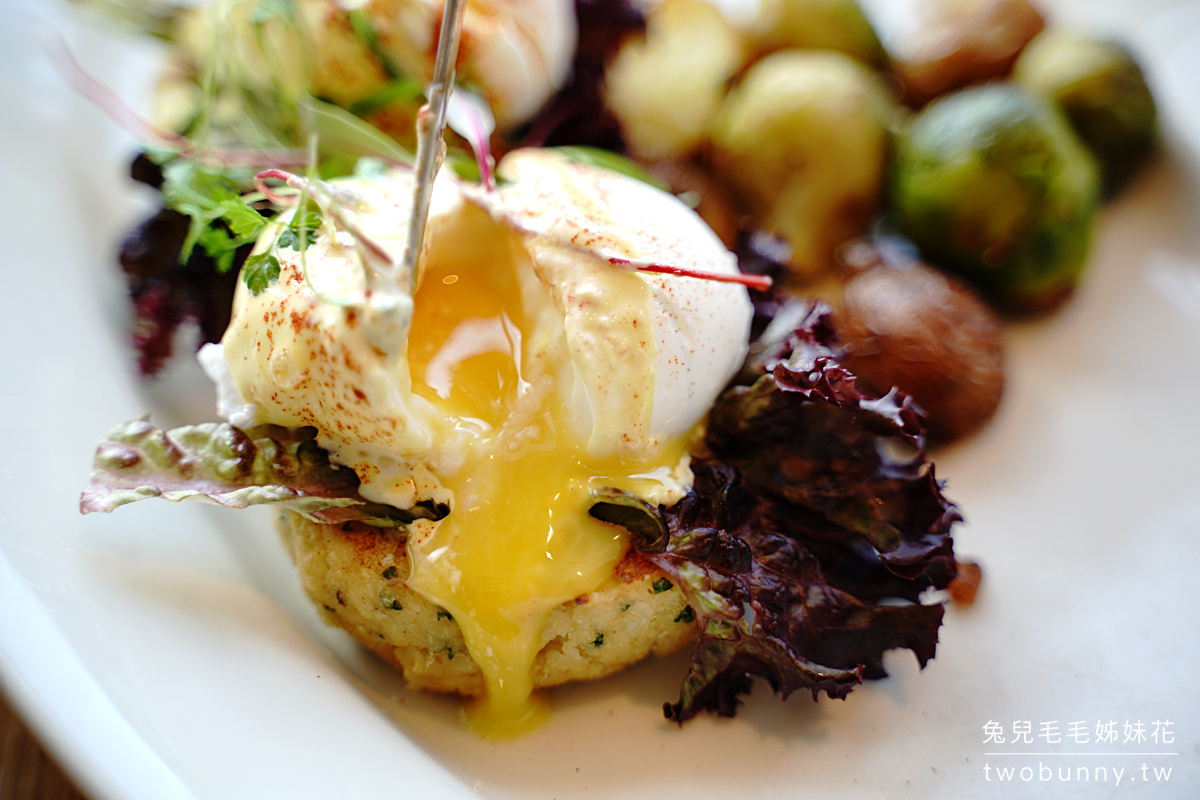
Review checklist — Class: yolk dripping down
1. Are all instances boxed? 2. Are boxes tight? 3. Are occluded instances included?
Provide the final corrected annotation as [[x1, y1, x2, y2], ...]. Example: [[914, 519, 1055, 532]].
[[402, 204, 689, 737]]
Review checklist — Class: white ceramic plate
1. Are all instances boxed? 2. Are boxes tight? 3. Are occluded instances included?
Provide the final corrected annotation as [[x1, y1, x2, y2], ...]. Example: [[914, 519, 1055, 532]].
[[1, 1, 1198, 798]]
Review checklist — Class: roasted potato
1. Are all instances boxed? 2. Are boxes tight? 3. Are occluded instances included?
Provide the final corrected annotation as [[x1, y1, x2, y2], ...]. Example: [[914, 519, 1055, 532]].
[[709, 49, 895, 280], [892, 0, 1045, 107], [605, 0, 745, 161], [835, 241, 1005, 442], [748, 0, 884, 67]]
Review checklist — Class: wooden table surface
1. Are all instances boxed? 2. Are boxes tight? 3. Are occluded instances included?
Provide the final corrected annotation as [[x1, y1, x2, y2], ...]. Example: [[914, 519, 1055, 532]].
[[0, 691, 88, 800]]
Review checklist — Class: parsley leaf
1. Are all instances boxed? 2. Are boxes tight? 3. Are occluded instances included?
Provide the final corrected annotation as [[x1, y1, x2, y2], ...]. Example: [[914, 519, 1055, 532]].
[[275, 209, 322, 251], [160, 159, 266, 270], [242, 252, 281, 295], [155, 156, 322, 295], [219, 197, 270, 238], [276, 229, 302, 250]]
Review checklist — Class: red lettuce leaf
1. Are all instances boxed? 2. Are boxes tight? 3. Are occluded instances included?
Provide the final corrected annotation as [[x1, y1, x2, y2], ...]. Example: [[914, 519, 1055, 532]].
[[592, 301, 959, 723], [120, 156, 244, 376], [709, 301, 960, 586], [119, 205, 243, 377], [596, 464, 947, 724]]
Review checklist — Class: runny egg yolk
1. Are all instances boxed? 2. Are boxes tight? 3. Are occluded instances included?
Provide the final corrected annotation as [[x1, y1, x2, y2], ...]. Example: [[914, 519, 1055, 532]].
[[402, 205, 688, 737]]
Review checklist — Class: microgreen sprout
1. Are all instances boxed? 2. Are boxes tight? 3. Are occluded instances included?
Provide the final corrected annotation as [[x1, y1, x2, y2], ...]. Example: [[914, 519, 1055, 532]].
[[50, 25, 308, 168], [254, 168, 395, 273], [446, 88, 497, 192]]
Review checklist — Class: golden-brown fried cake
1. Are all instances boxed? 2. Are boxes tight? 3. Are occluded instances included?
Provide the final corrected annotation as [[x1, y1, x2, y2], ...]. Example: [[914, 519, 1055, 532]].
[[277, 511, 697, 695]]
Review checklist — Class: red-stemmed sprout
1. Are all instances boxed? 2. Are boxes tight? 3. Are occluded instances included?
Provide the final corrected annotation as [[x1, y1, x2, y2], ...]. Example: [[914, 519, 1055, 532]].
[[446, 89, 497, 192], [609, 257, 774, 292], [254, 168, 395, 273], [258, 166, 774, 294], [50, 31, 308, 169]]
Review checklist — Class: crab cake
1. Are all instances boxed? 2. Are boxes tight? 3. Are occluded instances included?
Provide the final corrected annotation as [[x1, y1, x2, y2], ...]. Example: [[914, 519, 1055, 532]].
[[278, 512, 697, 695]]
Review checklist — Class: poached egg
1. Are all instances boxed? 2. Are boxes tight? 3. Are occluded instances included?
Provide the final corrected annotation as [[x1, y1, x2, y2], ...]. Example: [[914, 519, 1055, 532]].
[[203, 149, 753, 733]]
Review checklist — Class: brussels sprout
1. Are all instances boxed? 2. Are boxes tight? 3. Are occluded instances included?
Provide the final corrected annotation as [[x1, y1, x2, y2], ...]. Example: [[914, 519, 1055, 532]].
[[1014, 30, 1158, 193], [890, 83, 1100, 311], [709, 50, 895, 280], [748, 0, 884, 67]]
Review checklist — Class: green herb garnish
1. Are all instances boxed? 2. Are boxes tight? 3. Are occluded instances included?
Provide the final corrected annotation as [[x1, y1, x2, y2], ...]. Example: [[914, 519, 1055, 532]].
[[158, 156, 323, 295], [160, 158, 260, 270], [241, 252, 281, 295]]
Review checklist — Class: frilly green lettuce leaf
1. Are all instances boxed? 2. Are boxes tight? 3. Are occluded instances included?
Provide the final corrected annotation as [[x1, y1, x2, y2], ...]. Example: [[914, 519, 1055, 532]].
[[81, 418, 446, 527]]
